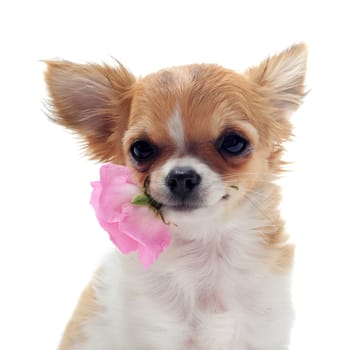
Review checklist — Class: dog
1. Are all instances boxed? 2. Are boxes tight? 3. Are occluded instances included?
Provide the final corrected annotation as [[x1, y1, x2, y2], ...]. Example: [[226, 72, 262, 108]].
[[45, 43, 307, 350]]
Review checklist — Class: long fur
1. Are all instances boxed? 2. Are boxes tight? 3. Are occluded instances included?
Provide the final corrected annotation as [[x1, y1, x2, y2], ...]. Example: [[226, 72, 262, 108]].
[[45, 43, 307, 350]]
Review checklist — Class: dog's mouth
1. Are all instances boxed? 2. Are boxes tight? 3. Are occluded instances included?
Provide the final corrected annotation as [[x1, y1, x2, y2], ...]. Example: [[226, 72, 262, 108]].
[[163, 201, 203, 212], [147, 192, 231, 216], [144, 177, 232, 214], [162, 193, 231, 213], [159, 190, 208, 212]]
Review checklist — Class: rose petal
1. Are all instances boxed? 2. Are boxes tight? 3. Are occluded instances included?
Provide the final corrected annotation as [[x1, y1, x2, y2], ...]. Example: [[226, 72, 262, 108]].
[[119, 205, 171, 268], [91, 164, 171, 269], [98, 183, 138, 222], [100, 163, 135, 185]]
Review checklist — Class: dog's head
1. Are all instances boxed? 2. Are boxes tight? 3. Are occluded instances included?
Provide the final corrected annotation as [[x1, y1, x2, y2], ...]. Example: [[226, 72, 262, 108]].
[[45, 44, 307, 234]]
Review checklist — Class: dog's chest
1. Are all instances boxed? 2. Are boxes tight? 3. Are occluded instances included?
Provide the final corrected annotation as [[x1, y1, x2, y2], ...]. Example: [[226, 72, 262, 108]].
[[177, 245, 233, 313], [93, 234, 291, 350], [146, 241, 251, 348]]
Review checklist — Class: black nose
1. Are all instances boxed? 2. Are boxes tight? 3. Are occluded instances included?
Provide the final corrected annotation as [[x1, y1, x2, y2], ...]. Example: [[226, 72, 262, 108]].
[[166, 167, 201, 199]]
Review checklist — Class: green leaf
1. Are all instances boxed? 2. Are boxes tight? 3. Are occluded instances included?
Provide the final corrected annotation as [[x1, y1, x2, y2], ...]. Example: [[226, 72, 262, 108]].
[[131, 194, 150, 206], [132, 192, 174, 227]]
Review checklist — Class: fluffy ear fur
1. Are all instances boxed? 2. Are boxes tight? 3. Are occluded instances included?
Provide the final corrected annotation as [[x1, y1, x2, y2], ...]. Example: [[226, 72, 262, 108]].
[[45, 61, 136, 163], [245, 43, 307, 116]]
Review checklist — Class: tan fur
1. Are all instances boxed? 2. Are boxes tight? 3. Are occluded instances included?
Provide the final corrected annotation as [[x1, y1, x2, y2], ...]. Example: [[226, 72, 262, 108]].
[[45, 44, 307, 348], [45, 61, 135, 163], [259, 186, 295, 272], [58, 274, 102, 349], [46, 45, 306, 271]]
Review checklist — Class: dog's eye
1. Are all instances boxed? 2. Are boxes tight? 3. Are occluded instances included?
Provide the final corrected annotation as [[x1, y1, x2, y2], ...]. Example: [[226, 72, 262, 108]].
[[130, 140, 156, 162], [218, 133, 249, 156]]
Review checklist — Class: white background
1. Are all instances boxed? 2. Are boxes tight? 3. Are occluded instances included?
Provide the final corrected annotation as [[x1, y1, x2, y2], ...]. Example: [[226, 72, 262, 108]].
[[1, 0, 349, 349]]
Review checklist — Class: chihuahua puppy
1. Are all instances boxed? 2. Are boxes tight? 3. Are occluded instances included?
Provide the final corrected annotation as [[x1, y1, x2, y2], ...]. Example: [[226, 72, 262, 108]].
[[45, 44, 307, 350]]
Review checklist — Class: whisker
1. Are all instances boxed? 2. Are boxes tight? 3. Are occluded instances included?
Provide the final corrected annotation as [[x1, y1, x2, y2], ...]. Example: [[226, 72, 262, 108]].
[[208, 178, 276, 187], [240, 188, 270, 199], [220, 172, 270, 178], [245, 195, 279, 229], [220, 175, 274, 181]]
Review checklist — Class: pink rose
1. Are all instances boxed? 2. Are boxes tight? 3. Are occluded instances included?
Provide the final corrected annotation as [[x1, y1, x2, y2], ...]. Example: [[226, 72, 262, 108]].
[[90, 164, 171, 269]]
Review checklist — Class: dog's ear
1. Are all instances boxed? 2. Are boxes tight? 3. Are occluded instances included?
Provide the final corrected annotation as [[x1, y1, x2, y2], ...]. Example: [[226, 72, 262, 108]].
[[45, 61, 136, 163], [245, 43, 307, 117]]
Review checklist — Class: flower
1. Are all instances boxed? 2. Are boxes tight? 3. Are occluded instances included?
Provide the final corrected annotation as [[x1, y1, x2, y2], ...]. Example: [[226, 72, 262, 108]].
[[90, 164, 171, 269]]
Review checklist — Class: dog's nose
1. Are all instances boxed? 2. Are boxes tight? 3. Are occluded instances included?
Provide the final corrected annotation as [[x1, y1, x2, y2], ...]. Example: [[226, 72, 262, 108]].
[[166, 167, 201, 199]]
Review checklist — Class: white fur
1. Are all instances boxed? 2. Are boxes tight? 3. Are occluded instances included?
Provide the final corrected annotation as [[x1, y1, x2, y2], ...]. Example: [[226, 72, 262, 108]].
[[167, 106, 186, 152], [75, 182, 294, 350], [270, 49, 306, 92], [51, 46, 305, 350], [66, 118, 294, 349]]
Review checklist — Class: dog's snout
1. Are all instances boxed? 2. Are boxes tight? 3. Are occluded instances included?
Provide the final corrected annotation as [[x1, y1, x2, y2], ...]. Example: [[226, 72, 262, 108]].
[[166, 167, 201, 199]]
